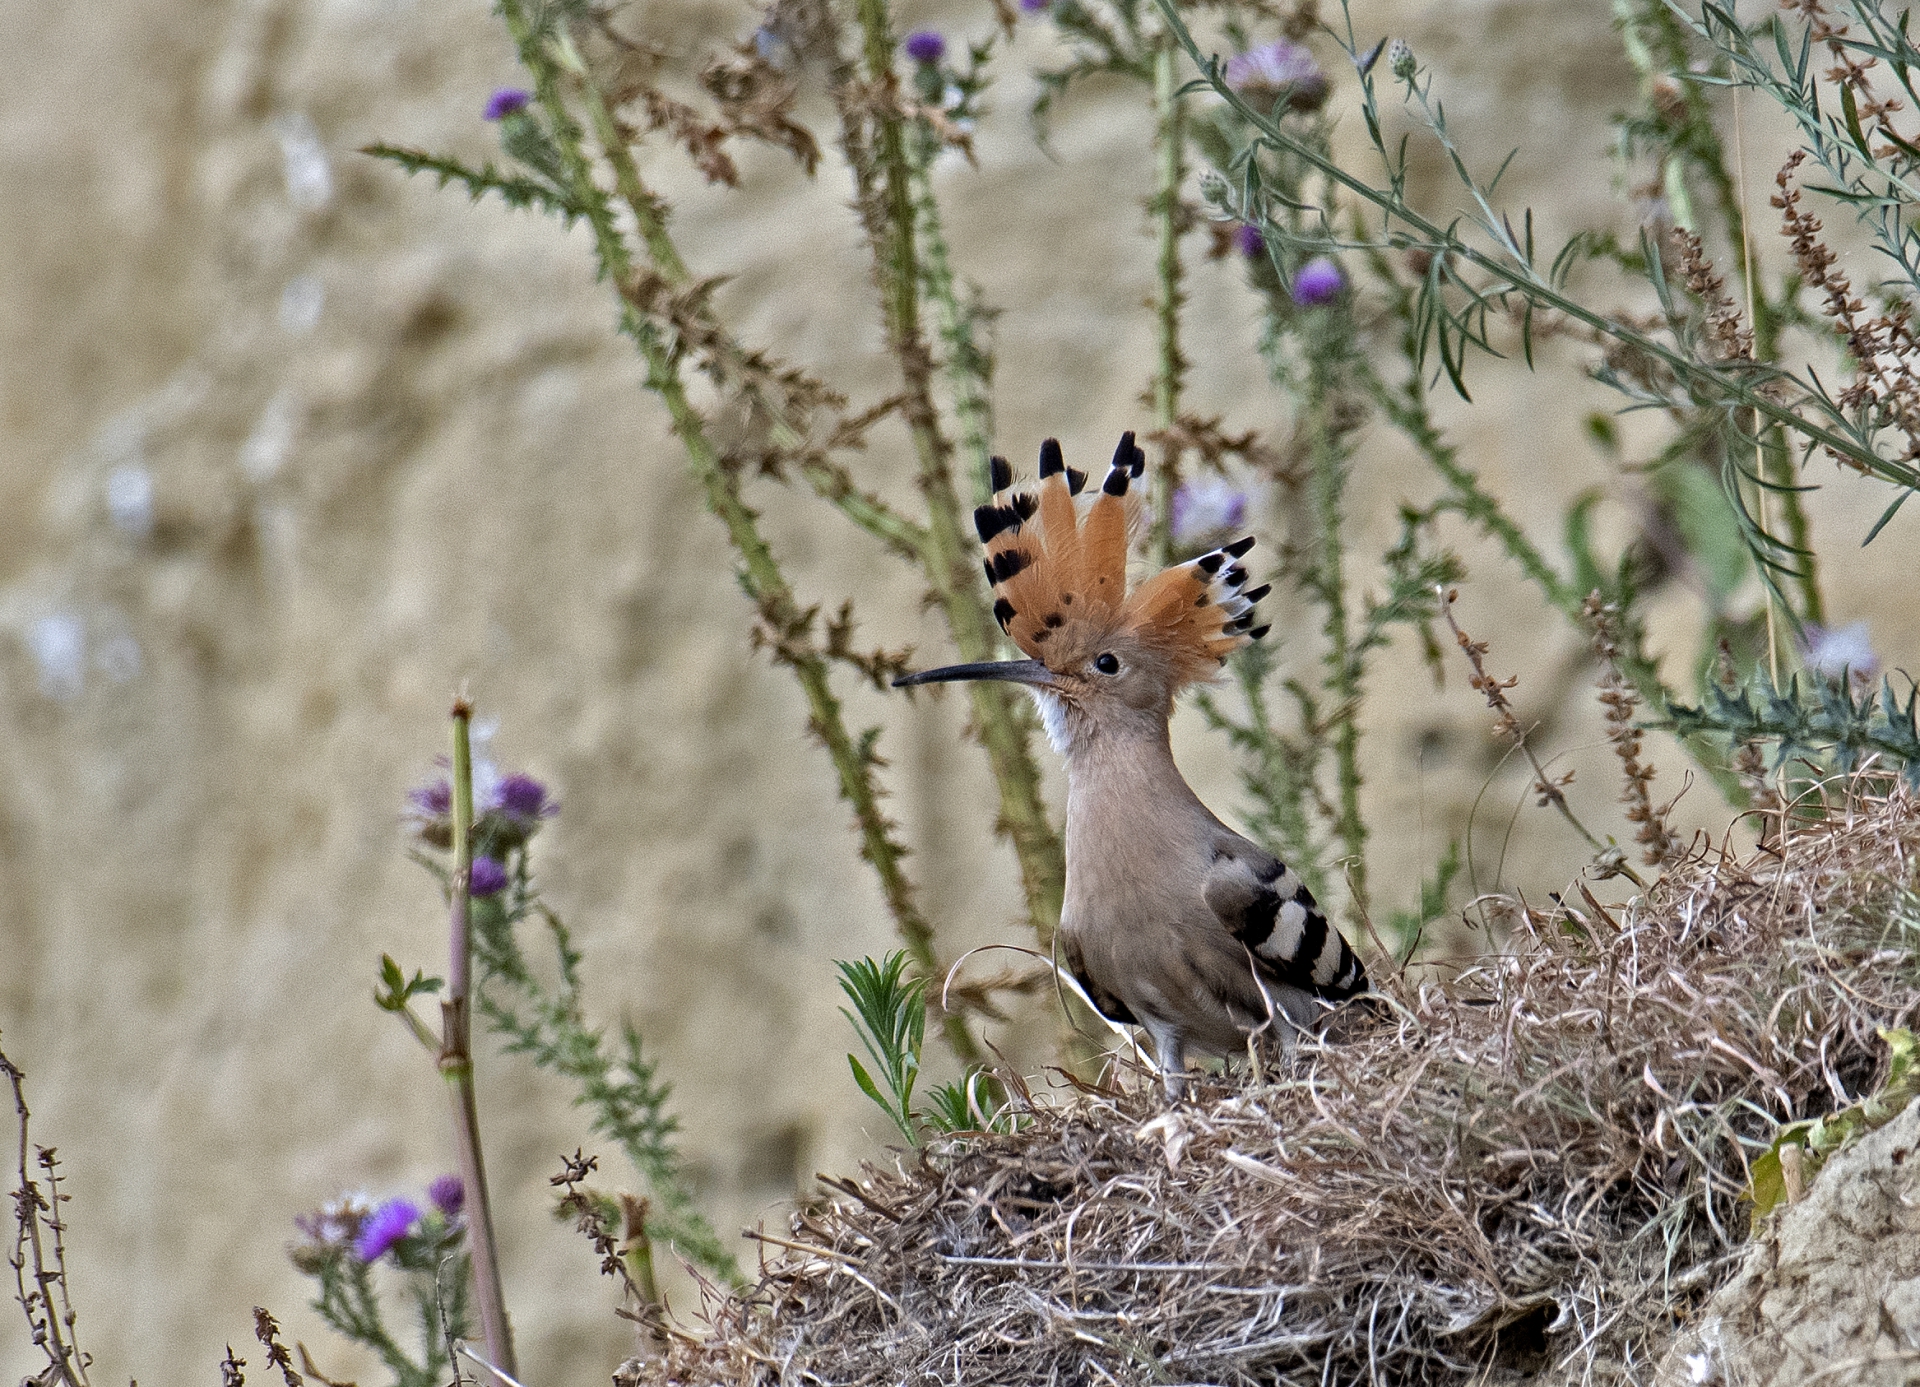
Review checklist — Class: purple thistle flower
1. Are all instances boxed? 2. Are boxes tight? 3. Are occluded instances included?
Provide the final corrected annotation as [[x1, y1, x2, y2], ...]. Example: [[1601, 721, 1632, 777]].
[[1234, 224, 1265, 259], [484, 89, 531, 122], [428, 1174, 465, 1217], [903, 30, 946, 65], [490, 772, 555, 822], [469, 856, 509, 897], [1171, 477, 1250, 545], [353, 1198, 420, 1263], [1225, 40, 1328, 113], [1291, 256, 1345, 307], [1019, 0, 1049, 10]]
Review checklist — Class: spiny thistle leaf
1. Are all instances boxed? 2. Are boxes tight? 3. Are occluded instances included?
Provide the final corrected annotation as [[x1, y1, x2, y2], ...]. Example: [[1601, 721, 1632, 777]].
[[362, 143, 585, 225]]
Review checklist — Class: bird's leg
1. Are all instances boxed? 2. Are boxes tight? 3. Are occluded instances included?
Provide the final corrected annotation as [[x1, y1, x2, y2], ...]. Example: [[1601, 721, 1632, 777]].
[[1143, 1019, 1191, 1102]]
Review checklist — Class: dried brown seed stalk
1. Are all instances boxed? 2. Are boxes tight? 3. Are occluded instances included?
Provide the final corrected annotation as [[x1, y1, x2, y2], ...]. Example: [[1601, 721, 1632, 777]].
[[1585, 592, 1684, 867]]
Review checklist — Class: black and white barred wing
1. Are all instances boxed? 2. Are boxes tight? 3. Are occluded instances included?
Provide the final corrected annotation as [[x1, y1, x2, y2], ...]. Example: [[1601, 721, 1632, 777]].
[[1203, 838, 1368, 1001]]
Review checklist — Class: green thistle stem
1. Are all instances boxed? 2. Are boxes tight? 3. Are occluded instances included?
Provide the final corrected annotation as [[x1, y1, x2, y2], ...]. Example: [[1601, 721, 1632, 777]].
[[1149, 36, 1187, 568], [848, 0, 1066, 947]]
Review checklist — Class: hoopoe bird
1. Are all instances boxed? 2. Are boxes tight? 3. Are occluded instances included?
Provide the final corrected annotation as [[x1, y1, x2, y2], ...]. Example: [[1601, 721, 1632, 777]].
[[895, 433, 1368, 1097]]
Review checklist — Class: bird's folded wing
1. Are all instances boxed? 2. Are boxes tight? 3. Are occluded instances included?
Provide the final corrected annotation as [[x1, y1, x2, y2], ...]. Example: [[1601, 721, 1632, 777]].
[[1203, 839, 1368, 999]]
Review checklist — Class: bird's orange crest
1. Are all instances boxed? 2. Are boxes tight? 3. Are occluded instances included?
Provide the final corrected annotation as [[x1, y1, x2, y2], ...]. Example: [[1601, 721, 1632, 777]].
[[973, 433, 1271, 690]]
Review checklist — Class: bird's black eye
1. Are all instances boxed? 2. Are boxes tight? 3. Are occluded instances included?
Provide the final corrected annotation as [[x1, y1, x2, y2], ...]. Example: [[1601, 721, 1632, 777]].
[[1094, 653, 1120, 675]]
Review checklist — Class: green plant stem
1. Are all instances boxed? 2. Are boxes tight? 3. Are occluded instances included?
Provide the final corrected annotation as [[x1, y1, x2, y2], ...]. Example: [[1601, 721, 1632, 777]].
[[439, 702, 517, 1386], [1751, 305, 1824, 626], [1149, 35, 1187, 567], [1303, 346, 1368, 923], [495, 0, 981, 1066], [846, 0, 1066, 946], [910, 135, 996, 504]]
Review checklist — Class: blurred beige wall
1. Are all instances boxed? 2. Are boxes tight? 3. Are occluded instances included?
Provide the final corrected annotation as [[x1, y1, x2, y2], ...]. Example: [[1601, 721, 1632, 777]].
[[2, 2, 1910, 1384]]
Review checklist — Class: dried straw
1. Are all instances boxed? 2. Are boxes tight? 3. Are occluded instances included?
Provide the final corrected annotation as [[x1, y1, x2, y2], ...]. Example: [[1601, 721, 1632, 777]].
[[641, 788, 1920, 1385]]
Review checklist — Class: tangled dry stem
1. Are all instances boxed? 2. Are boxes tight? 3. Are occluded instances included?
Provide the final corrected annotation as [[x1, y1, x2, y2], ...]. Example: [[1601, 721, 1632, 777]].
[[637, 788, 1920, 1385]]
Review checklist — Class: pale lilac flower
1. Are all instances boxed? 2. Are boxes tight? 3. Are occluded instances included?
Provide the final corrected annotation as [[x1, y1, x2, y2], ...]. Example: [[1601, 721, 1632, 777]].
[[1234, 224, 1265, 259], [1225, 40, 1328, 113], [428, 1174, 465, 1217], [353, 1198, 420, 1262], [1171, 477, 1250, 544], [1803, 621, 1878, 681], [1291, 256, 1345, 306], [904, 31, 945, 65], [485, 89, 531, 121], [469, 856, 509, 897]]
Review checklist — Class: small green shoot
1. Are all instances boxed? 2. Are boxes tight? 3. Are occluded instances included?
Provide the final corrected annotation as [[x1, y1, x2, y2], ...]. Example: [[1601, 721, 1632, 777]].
[[837, 952, 927, 1144], [1748, 1027, 1918, 1214]]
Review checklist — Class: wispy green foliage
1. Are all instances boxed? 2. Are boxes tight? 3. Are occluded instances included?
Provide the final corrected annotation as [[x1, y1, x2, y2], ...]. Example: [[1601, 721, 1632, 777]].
[[1386, 840, 1462, 964]]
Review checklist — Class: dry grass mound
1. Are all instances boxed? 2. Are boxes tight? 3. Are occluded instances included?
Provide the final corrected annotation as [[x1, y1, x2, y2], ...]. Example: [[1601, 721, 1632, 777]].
[[646, 792, 1920, 1385]]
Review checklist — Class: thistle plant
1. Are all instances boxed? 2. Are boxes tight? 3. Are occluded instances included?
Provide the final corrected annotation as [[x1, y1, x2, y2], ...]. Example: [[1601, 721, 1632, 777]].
[[352, 0, 1920, 1181], [287, 1179, 471, 1387]]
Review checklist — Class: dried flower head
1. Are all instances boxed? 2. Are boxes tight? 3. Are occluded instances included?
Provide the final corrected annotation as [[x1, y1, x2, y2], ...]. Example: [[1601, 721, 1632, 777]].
[[291, 1194, 373, 1271], [353, 1198, 420, 1263], [484, 89, 531, 122], [1291, 256, 1345, 307], [1225, 40, 1328, 113]]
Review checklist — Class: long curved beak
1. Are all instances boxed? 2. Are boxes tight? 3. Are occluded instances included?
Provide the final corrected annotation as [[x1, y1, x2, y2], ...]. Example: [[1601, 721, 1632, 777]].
[[892, 658, 1056, 689]]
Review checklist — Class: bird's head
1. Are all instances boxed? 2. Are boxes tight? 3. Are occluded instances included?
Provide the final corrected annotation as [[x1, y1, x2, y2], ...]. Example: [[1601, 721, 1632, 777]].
[[893, 433, 1271, 753]]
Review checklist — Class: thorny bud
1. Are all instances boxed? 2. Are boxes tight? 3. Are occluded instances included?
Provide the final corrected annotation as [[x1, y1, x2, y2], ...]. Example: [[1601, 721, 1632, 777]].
[[1388, 39, 1416, 82], [1197, 170, 1231, 210]]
